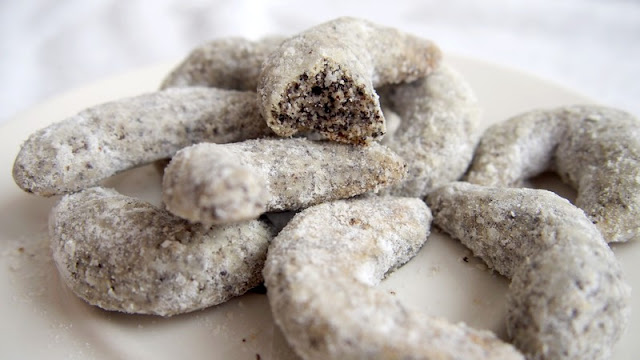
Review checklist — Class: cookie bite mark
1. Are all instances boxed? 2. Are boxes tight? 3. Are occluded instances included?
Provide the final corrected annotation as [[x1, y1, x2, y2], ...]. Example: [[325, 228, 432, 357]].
[[258, 17, 441, 145], [273, 60, 384, 145]]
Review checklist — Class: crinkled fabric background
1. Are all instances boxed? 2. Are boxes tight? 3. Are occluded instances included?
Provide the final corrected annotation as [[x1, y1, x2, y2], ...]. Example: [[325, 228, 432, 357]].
[[1, 0, 639, 123]]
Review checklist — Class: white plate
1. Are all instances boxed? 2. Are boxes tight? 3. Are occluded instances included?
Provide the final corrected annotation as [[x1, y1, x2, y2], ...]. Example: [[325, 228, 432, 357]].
[[1, 56, 638, 359]]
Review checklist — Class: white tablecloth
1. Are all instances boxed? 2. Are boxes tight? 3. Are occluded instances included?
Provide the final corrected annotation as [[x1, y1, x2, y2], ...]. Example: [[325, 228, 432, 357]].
[[1, 0, 639, 124]]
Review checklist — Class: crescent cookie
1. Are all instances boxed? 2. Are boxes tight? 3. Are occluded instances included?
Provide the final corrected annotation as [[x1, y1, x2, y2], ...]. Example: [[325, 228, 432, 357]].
[[379, 64, 481, 197], [263, 196, 524, 360], [13, 87, 272, 196], [50, 187, 274, 317], [426, 182, 631, 359], [162, 138, 407, 225], [258, 17, 441, 144], [466, 105, 640, 242], [160, 36, 284, 90]]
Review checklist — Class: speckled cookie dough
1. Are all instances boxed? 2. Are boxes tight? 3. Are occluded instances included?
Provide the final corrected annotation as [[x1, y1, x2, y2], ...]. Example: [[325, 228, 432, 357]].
[[508, 240, 630, 360], [465, 105, 640, 243], [263, 197, 524, 360], [427, 182, 631, 359], [258, 17, 441, 144], [13, 87, 272, 196], [426, 182, 601, 278], [50, 187, 274, 317], [162, 138, 407, 225], [379, 64, 481, 197], [160, 36, 284, 90]]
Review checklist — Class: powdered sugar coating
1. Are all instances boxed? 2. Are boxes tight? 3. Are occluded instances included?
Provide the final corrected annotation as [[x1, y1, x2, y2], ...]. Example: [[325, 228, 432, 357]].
[[162, 138, 407, 224], [426, 182, 601, 278], [466, 105, 640, 243], [380, 64, 481, 197], [258, 17, 441, 144], [50, 187, 274, 317], [160, 36, 284, 90], [13, 87, 272, 196], [508, 240, 630, 360], [264, 197, 524, 360], [427, 182, 631, 359]]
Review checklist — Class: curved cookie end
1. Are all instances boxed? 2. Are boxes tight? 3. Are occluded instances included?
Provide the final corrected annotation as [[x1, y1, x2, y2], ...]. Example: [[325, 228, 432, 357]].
[[12, 157, 38, 195], [12, 142, 60, 197], [163, 145, 270, 225]]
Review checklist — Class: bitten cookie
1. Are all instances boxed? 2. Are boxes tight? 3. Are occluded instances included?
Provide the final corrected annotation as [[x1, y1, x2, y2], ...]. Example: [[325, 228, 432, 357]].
[[258, 17, 441, 144]]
